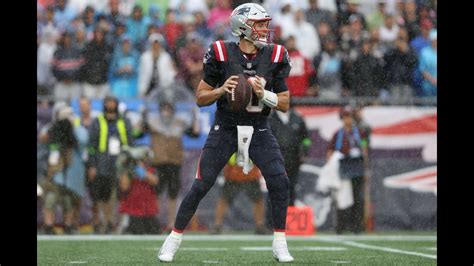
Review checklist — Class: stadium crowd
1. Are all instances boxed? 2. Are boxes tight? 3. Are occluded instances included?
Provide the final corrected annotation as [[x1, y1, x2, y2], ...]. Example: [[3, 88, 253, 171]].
[[37, 0, 437, 234], [37, 0, 437, 103]]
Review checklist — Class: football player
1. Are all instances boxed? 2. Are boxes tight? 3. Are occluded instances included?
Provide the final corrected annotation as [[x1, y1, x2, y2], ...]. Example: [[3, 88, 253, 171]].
[[158, 3, 293, 263]]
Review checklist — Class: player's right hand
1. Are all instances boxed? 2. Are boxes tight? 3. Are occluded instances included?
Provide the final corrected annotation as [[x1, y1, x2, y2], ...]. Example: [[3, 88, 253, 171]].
[[219, 75, 239, 95]]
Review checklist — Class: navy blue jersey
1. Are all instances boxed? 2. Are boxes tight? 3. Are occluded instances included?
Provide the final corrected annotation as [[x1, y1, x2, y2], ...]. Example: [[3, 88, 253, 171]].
[[202, 40, 291, 128]]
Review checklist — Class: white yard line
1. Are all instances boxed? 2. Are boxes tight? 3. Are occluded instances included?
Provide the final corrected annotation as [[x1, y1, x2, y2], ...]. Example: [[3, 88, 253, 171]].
[[340, 241, 437, 259], [240, 246, 347, 251], [145, 247, 228, 251], [37, 234, 436, 242]]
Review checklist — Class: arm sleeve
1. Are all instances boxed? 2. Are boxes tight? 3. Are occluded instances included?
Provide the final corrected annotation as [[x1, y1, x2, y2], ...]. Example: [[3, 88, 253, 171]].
[[273, 47, 292, 93], [202, 43, 222, 88]]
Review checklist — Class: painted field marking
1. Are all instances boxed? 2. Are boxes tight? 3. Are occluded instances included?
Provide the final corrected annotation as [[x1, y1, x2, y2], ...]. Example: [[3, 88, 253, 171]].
[[37, 234, 437, 242], [145, 247, 228, 251], [202, 260, 220, 264], [241, 246, 347, 251], [330, 261, 351, 264], [340, 241, 437, 259]]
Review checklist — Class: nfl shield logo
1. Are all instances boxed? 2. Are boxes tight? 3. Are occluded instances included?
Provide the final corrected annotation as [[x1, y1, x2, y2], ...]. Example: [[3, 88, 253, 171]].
[[247, 62, 252, 69]]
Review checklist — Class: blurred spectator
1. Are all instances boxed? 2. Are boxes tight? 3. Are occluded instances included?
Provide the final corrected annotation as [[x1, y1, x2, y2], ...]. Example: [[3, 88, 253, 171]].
[[313, 36, 344, 100], [74, 96, 96, 130], [127, 5, 148, 52], [269, 107, 311, 206], [410, 18, 433, 96], [142, 99, 200, 232], [340, 14, 369, 61], [418, 4, 437, 27], [212, 21, 234, 41], [337, 0, 366, 29], [316, 21, 333, 44], [326, 106, 368, 234], [410, 18, 433, 54], [169, 0, 209, 19], [342, 39, 383, 98], [37, 100, 54, 181], [419, 30, 437, 97], [369, 28, 385, 59], [38, 101, 69, 144], [175, 14, 197, 52], [210, 153, 270, 235], [107, 19, 127, 49], [402, 0, 420, 41], [109, 35, 140, 99], [51, 31, 84, 101], [366, 1, 385, 31], [82, 6, 96, 40], [143, 4, 164, 29], [194, 11, 213, 48], [40, 5, 60, 37], [54, 0, 77, 31], [41, 107, 88, 234], [273, 1, 295, 34], [38, 28, 58, 96], [383, 31, 418, 104], [378, 13, 399, 51], [284, 36, 317, 97], [306, 0, 337, 33], [87, 96, 134, 233], [160, 9, 183, 54], [105, 0, 127, 29], [283, 9, 321, 60], [207, 0, 232, 30], [73, 24, 88, 51], [177, 33, 206, 92], [138, 33, 177, 98], [117, 146, 160, 234], [81, 28, 113, 99]]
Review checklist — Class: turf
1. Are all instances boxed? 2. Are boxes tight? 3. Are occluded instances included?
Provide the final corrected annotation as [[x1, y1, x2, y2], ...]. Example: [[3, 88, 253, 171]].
[[37, 234, 437, 265]]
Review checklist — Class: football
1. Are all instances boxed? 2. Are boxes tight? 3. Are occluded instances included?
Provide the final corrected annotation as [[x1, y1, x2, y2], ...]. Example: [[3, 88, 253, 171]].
[[227, 74, 253, 112]]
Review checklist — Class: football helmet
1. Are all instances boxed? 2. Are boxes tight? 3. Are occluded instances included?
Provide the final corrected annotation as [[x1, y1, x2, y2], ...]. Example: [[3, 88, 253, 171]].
[[230, 3, 273, 47]]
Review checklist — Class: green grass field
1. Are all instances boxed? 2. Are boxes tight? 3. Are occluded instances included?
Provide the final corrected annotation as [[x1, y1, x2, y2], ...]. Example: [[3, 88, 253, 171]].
[[37, 234, 437, 265]]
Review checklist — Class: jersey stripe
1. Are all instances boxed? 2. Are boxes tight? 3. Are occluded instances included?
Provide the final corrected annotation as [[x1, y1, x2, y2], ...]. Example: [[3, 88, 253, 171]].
[[220, 41, 228, 61], [195, 153, 202, 180], [278, 45, 284, 62], [215, 41, 225, 62], [212, 42, 220, 61], [271, 44, 278, 63], [273, 45, 282, 63]]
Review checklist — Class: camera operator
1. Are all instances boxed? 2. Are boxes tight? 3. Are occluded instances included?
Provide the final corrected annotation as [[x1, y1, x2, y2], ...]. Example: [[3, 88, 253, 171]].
[[117, 146, 161, 234]]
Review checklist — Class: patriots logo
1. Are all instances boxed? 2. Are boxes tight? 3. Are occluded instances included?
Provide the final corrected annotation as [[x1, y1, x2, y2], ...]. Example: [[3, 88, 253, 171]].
[[383, 166, 437, 195], [236, 7, 251, 16]]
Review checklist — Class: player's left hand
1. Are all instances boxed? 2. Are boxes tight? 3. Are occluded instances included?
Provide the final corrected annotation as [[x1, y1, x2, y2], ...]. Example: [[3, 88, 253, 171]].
[[249, 75, 267, 99]]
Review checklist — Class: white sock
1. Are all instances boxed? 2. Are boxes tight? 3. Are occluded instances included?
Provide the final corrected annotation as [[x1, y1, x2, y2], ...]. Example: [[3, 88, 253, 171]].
[[273, 231, 286, 241], [170, 229, 183, 238]]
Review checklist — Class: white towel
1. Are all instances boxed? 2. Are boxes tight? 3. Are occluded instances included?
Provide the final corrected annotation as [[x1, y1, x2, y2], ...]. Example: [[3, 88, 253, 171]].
[[236, 125, 254, 174], [316, 151, 353, 210]]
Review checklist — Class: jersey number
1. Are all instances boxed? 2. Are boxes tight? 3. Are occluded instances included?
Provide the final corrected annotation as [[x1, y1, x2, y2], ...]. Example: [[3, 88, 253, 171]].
[[246, 91, 264, 113]]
